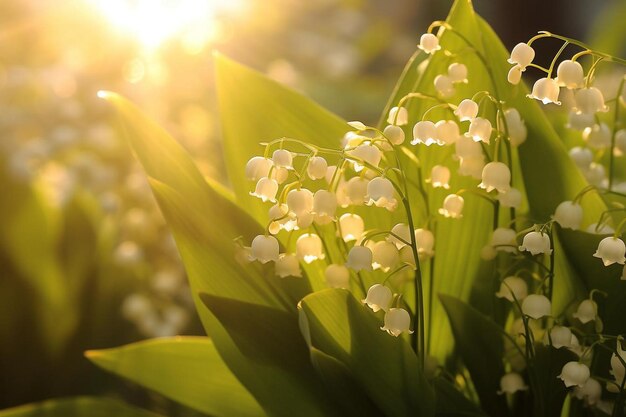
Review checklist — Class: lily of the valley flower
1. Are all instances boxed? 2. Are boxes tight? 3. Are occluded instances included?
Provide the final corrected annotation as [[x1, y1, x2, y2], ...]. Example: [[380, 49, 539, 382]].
[[454, 99, 479, 122], [275, 254, 302, 278], [573, 378, 602, 406], [552, 201, 583, 230], [507, 65, 523, 85], [558, 361, 590, 388], [434, 74, 455, 98], [522, 294, 551, 319], [371, 241, 400, 272], [412, 120, 440, 146], [466, 117, 492, 143], [415, 228, 435, 259], [245, 156, 273, 181], [346, 245, 373, 271], [366, 177, 397, 211], [439, 194, 464, 218], [339, 213, 364, 242], [543, 325, 574, 349], [519, 231, 552, 255], [503, 108, 527, 146], [569, 146, 594, 169], [608, 340, 626, 393], [555, 60, 584, 89], [346, 177, 369, 205], [381, 308, 413, 336], [495, 276, 528, 302], [593, 237, 626, 266], [325, 264, 350, 289], [498, 372, 528, 395], [496, 187, 522, 209], [447, 62, 468, 83], [250, 235, 280, 264], [573, 299, 598, 324], [479, 162, 511, 193], [312, 190, 337, 224], [362, 284, 392, 312], [287, 188, 314, 217], [490, 227, 518, 253], [272, 149, 294, 169], [429, 165, 451, 189], [583, 123, 611, 150], [567, 110, 595, 131], [508, 43, 535, 69], [574, 87, 608, 114], [296, 233, 325, 263], [250, 177, 279, 202], [307, 156, 327, 180], [387, 106, 409, 126], [435, 120, 461, 145], [418, 33, 441, 54], [528, 77, 561, 105], [383, 125, 405, 145], [349, 143, 382, 172]]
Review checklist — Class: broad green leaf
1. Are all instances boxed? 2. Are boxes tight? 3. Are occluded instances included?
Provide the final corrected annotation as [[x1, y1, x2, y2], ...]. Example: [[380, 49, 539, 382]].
[[299, 288, 435, 417], [199, 293, 345, 417], [86, 337, 264, 417], [0, 397, 162, 417], [439, 294, 508, 417], [532, 346, 577, 417], [433, 377, 487, 417]]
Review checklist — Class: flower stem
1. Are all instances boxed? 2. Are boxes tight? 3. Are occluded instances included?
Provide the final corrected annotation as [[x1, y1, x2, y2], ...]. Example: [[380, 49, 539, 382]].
[[609, 76, 626, 191]]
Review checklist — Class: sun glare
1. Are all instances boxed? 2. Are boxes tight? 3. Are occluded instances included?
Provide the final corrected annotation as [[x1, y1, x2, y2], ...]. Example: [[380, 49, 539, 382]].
[[86, 0, 243, 50]]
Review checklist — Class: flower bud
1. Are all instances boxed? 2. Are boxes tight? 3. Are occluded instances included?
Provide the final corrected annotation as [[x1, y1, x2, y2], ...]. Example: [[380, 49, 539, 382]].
[[504, 108, 527, 146], [366, 177, 397, 211], [555, 60, 584, 89], [583, 123, 611, 150], [272, 149, 293, 169], [439, 194, 464, 218], [245, 156, 273, 181], [495, 276, 528, 302], [429, 165, 451, 189], [558, 361, 590, 388], [466, 117, 492, 143], [528, 77, 561, 105], [567, 110, 595, 131], [387, 106, 408, 126], [412, 120, 440, 146], [434, 74, 455, 98], [573, 299, 597, 324], [490, 227, 517, 253], [543, 325, 573, 349], [362, 284, 392, 312], [435, 120, 461, 145], [574, 87, 608, 114], [552, 201, 583, 230], [508, 43, 535, 68], [250, 235, 280, 263], [287, 188, 314, 217], [381, 308, 414, 337], [573, 378, 602, 406], [418, 33, 441, 54], [479, 162, 511, 193], [388, 223, 411, 248], [496, 187, 522, 209], [296, 233, 325, 263], [519, 231, 552, 255], [371, 241, 400, 272], [275, 254, 302, 278], [325, 264, 350, 288], [307, 156, 328, 180], [250, 177, 278, 202], [507, 65, 523, 85], [346, 177, 369, 206], [522, 294, 551, 319], [383, 125, 405, 145], [415, 228, 435, 259], [569, 146, 593, 169], [454, 99, 479, 122], [593, 237, 626, 266], [339, 213, 364, 242], [498, 372, 528, 394], [346, 245, 373, 271], [447, 62, 468, 83]]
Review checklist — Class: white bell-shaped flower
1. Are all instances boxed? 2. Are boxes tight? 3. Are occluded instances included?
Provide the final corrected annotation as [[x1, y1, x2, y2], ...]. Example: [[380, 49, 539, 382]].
[[615, 129, 626, 156], [250, 177, 278, 202], [313, 190, 337, 223], [573, 299, 598, 324], [325, 264, 350, 289], [371, 241, 400, 272], [366, 177, 397, 211], [567, 110, 595, 131], [552, 201, 583, 230], [412, 120, 440, 146], [528, 77, 561, 105], [434, 74, 455, 98], [339, 213, 364, 242], [447, 62, 468, 83], [586, 222, 614, 235], [383, 125, 405, 145], [268, 203, 297, 234], [508, 43, 535, 68], [495, 276, 528, 302], [496, 187, 522, 209], [455, 135, 483, 158], [558, 361, 590, 388], [387, 223, 411, 249], [275, 254, 302, 278], [349, 143, 382, 172], [298, 213, 315, 229], [287, 188, 314, 217], [245, 156, 273, 181], [498, 372, 528, 395], [480, 245, 497, 260], [435, 120, 461, 145], [296, 233, 325, 263], [387, 106, 408, 126], [346, 245, 373, 271], [543, 325, 573, 349], [569, 146, 593, 169], [399, 245, 417, 268], [507, 65, 523, 85], [593, 237, 626, 266], [519, 231, 552, 255], [458, 155, 485, 179], [466, 117, 492, 143], [362, 283, 392, 312], [555, 60, 585, 89], [522, 294, 551, 319], [418, 33, 441, 54], [272, 166, 289, 184], [574, 87, 608, 114], [584, 162, 607, 187], [415, 228, 435, 259], [346, 177, 369, 206], [491, 227, 518, 253], [381, 308, 414, 337], [342, 131, 368, 148], [573, 378, 602, 406], [429, 165, 451, 189], [609, 341, 626, 393], [454, 99, 479, 122], [439, 194, 464, 218], [583, 123, 611, 150], [307, 156, 328, 180], [479, 162, 511, 193], [250, 235, 280, 264], [504, 108, 527, 146], [272, 149, 294, 169]]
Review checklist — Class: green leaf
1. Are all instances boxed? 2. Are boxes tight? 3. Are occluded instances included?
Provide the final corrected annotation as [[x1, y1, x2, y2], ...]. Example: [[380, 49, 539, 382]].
[[532, 346, 577, 417], [86, 337, 265, 417], [439, 294, 508, 417], [433, 377, 487, 417], [0, 397, 163, 417], [299, 288, 435, 417]]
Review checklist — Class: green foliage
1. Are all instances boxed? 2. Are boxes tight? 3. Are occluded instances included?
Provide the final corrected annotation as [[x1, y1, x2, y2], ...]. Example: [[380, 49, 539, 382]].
[[0, 397, 164, 417]]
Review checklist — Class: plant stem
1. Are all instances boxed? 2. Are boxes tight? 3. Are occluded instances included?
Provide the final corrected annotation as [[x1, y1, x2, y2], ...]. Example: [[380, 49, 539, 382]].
[[609, 76, 626, 191]]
